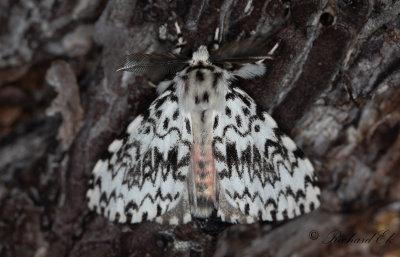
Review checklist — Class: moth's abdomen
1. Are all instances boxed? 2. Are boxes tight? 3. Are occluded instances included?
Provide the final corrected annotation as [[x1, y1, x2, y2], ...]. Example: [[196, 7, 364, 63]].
[[188, 109, 217, 219], [192, 142, 215, 218]]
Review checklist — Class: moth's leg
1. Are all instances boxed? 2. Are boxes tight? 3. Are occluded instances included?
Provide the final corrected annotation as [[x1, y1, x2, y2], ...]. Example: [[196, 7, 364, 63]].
[[156, 79, 175, 95], [212, 27, 221, 50], [148, 79, 175, 95], [172, 22, 186, 54], [147, 81, 157, 88], [255, 41, 281, 64], [268, 41, 280, 56]]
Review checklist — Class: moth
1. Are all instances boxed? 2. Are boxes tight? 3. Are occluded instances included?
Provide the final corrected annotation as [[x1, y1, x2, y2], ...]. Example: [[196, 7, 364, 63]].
[[86, 23, 320, 224]]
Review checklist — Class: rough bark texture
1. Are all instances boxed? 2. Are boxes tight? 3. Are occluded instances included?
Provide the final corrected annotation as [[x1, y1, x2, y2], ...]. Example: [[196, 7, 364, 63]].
[[1, 0, 400, 257]]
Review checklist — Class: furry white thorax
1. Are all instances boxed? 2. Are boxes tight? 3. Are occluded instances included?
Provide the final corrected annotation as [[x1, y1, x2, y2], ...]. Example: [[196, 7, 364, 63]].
[[179, 65, 228, 143]]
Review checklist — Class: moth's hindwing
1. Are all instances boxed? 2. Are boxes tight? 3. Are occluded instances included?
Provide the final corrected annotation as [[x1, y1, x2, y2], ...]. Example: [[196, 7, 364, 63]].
[[212, 87, 320, 223], [86, 89, 194, 225]]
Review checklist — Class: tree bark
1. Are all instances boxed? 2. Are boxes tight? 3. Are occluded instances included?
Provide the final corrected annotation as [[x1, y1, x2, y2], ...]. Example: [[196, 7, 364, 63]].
[[0, 0, 399, 256]]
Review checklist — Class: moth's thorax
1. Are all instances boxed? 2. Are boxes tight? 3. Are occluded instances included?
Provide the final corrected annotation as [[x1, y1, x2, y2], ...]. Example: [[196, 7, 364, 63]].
[[185, 69, 220, 111]]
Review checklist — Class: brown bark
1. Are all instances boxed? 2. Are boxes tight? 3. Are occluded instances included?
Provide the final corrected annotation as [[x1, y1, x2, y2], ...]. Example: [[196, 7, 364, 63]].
[[0, 0, 399, 256]]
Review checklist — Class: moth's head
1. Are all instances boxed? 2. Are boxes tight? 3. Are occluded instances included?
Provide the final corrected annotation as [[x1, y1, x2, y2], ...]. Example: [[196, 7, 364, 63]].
[[190, 45, 211, 66], [117, 40, 278, 80]]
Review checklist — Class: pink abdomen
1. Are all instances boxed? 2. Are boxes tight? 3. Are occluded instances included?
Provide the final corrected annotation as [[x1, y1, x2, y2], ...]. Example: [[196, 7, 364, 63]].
[[192, 142, 215, 218]]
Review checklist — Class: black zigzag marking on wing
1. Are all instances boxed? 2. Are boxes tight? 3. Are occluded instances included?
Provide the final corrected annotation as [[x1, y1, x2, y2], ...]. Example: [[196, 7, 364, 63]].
[[138, 188, 180, 207], [120, 141, 191, 190], [213, 86, 320, 221], [214, 139, 282, 186], [99, 189, 118, 206], [98, 183, 181, 220], [104, 100, 191, 189], [214, 98, 301, 187], [93, 87, 192, 221], [224, 189, 278, 210], [123, 191, 180, 214], [217, 109, 305, 181], [224, 186, 309, 210], [221, 116, 255, 137]]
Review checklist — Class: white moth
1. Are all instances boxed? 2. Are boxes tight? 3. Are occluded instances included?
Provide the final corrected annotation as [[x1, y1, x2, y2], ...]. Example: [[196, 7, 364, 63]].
[[86, 23, 320, 225]]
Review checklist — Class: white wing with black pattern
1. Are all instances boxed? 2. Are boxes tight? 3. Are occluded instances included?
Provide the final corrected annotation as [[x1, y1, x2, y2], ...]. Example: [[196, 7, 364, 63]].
[[86, 89, 194, 225], [212, 87, 320, 223]]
